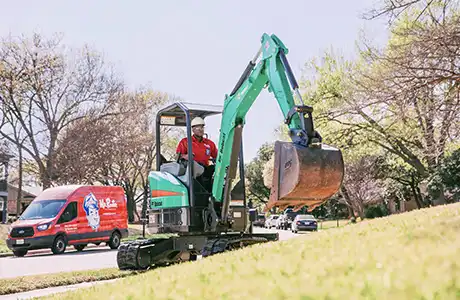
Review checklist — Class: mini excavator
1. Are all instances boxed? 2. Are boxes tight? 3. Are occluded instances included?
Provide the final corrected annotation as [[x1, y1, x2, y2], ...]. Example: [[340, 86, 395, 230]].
[[116, 33, 344, 270]]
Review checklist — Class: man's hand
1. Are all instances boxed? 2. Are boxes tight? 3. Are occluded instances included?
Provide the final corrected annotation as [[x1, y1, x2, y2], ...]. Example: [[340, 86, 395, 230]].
[[178, 153, 194, 160]]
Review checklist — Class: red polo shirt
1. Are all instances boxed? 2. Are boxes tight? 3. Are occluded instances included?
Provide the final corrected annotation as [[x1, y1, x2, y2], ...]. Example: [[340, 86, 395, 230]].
[[176, 135, 218, 166]]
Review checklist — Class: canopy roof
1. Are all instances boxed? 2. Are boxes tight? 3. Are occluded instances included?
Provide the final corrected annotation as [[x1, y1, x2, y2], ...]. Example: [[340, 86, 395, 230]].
[[157, 102, 223, 127]]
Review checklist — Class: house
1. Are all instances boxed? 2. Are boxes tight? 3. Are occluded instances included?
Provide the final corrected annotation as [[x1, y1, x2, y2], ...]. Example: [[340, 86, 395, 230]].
[[6, 184, 41, 216]]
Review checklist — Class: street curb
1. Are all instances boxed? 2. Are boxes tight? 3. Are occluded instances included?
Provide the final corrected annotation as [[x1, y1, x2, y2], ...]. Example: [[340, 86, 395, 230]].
[[1, 235, 143, 259], [0, 244, 103, 258]]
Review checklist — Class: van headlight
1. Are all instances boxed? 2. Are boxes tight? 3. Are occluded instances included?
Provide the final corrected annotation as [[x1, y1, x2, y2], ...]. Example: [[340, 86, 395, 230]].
[[37, 223, 51, 231], [7, 226, 12, 234]]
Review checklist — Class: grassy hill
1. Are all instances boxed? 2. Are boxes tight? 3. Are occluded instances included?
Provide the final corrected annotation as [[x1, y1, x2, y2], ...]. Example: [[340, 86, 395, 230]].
[[44, 203, 460, 299]]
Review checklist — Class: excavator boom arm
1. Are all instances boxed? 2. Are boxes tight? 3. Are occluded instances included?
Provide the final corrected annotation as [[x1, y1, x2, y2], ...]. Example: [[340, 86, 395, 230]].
[[211, 33, 338, 223]]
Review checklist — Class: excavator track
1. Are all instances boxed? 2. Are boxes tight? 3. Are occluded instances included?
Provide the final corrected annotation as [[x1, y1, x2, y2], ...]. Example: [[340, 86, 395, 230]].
[[201, 236, 269, 257], [117, 233, 277, 271], [117, 239, 158, 271]]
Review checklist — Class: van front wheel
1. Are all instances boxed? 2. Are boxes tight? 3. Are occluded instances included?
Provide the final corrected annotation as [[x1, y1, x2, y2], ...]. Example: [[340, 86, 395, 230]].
[[108, 232, 121, 249], [52, 235, 67, 254]]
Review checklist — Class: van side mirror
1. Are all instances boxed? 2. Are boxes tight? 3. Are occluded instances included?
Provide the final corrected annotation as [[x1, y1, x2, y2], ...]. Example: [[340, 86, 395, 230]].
[[249, 209, 257, 222]]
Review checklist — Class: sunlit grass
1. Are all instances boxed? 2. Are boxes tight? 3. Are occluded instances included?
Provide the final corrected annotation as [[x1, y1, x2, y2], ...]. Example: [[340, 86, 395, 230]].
[[41, 202, 460, 299], [0, 268, 142, 295]]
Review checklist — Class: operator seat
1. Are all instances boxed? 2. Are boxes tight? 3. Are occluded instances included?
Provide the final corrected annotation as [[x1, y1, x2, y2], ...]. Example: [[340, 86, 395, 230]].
[[160, 161, 204, 187], [160, 162, 186, 177]]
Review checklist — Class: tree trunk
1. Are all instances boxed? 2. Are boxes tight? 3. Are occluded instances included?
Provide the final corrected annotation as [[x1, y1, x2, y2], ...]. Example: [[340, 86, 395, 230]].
[[346, 204, 355, 218], [355, 202, 365, 220], [16, 145, 22, 216], [126, 190, 135, 223], [41, 171, 52, 190], [122, 182, 136, 223], [340, 185, 356, 218], [415, 186, 426, 208], [142, 183, 149, 219], [410, 184, 423, 209]]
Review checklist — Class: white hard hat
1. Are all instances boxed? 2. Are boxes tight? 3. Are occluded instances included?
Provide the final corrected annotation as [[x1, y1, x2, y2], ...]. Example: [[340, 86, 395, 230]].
[[191, 117, 205, 127]]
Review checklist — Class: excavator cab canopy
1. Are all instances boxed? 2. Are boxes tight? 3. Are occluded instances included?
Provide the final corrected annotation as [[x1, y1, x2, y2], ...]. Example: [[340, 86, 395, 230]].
[[155, 101, 223, 167], [156, 102, 223, 128]]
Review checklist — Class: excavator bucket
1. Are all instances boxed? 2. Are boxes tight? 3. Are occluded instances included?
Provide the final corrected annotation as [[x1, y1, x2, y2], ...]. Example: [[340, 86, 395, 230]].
[[265, 141, 344, 212]]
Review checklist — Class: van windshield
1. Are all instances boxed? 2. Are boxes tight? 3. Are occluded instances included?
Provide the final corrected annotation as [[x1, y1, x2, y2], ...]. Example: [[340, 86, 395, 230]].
[[19, 200, 67, 220]]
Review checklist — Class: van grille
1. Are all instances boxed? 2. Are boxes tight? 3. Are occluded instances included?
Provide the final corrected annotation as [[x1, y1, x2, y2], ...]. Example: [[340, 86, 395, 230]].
[[10, 227, 34, 238]]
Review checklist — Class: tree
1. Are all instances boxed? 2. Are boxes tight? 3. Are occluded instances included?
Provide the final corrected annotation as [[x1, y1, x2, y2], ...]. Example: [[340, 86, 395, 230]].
[[0, 32, 123, 189], [299, 3, 460, 205], [363, 0, 456, 24], [374, 154, 426, 208], [245, 142, 275, 210], [53, 88, 177, 222], [435, 148, 460, 202], [341, 155, 385, 219]]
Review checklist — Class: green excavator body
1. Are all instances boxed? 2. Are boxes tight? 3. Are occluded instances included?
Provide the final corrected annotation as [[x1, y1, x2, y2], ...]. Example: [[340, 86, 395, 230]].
[[116, 33, 344, 271]]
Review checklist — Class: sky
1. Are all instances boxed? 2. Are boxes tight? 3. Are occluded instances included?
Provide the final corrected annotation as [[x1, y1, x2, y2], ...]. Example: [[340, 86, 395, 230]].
[[0, 0, 389, 163]]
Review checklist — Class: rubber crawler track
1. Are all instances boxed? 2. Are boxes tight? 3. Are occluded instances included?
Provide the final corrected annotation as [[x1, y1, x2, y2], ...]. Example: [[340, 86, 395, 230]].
[[117, 239, 155, 270], [117, 236, 269, 271]]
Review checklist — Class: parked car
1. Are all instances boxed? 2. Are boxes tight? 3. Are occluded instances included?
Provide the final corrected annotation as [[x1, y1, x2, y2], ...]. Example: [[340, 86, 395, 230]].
[[6, 185, 129, 257], [279, 208, 300, 230], [264, 214, 279, 229], [275, 214, 285, 229], [291, 214, 318, 233], [253, 214, 266, 227]]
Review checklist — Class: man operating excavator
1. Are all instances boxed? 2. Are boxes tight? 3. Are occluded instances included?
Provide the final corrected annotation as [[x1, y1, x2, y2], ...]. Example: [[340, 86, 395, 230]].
[[176, 117, 218, 191]]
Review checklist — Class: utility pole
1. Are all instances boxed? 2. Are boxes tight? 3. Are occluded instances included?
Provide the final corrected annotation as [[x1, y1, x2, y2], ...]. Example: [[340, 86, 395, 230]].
[[0, 151, 13, 224]]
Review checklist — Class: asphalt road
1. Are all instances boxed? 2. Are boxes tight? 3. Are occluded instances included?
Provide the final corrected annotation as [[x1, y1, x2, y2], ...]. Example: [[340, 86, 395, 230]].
[[0, 227, 300, 279]]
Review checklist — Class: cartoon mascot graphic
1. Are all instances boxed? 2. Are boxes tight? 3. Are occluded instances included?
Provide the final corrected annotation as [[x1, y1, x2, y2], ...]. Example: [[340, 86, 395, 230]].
[[83, 193, 100, 231]]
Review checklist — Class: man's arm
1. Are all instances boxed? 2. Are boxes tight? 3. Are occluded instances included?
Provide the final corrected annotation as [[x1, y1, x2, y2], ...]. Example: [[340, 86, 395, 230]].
[[176, 138, 188, 160]]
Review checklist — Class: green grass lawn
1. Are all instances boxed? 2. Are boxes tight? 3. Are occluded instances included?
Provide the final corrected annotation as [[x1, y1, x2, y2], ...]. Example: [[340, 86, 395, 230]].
[[318, 219, 350, 230], [0, 268, 143, 295], [40, 202, 460, 300]]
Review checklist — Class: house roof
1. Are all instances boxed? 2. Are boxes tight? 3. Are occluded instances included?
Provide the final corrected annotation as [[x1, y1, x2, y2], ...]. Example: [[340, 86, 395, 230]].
[[7, 183, 39, 197]]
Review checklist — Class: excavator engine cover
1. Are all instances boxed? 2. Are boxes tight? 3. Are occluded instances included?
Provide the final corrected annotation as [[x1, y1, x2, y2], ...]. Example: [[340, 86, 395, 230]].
[[266, 140, 344, 212]]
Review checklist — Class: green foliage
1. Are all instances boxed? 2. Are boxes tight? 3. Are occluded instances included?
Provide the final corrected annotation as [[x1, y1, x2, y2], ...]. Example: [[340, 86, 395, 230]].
[[244, 142, 274, 207], [291, 2, 460, 212], [300, 50, 383, 165], [364, 203, 390, 219], [311, 197, 349, 219], [430, 148, 460, 202], [439, 148, 460, 192]]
